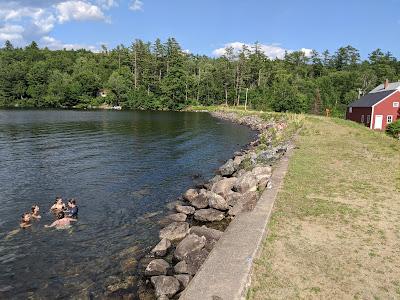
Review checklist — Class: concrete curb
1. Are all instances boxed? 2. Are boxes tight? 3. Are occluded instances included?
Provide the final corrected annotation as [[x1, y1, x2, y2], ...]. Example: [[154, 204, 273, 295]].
[[179, 142, 295, 300]]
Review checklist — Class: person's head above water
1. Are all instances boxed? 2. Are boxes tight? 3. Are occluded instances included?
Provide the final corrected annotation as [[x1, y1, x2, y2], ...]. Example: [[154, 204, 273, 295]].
[[31, 205, 39, 215], [68, 199, 76, 207], [55, 197, 63, 205], [21, 212, 31, 223], [57, 211, 65, 219]]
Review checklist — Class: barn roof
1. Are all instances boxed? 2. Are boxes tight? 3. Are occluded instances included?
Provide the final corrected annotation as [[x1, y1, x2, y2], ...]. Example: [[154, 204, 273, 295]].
[[348, 90, 396, 107], [370, 82, 400, 93]]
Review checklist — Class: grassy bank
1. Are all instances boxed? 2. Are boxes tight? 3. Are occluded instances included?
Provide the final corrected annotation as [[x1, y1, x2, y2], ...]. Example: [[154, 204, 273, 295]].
[[248, 115, 400, 299]]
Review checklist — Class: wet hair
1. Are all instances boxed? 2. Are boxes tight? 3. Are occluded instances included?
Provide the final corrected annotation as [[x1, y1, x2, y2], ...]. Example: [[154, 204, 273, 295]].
[[57, 211, 65, 219], [31, 205, 38, 213], [55, 196, 62, 203], [68, 199, 76, 205], [21, 212, 30, 223]]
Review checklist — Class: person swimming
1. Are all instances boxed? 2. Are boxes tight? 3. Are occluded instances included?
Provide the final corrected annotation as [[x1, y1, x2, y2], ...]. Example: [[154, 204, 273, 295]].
[[44, 211, 77, 229], [66, 199, 78, 219], [50, 197, 65, 212], [20, 212, 32, 229], [30, 204, 41, 220]]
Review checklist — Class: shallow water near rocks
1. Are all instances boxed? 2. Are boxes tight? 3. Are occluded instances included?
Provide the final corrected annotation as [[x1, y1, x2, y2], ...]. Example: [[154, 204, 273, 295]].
[[0, 110, 253, 299]]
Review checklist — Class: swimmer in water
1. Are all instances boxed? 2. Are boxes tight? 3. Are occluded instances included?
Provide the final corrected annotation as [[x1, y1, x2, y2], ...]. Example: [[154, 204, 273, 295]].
[[20, 212, 32, 229], [66, 199, 78, 219], [50, 197, 65, 213], [44, 211, 77, 228], [30, 204, 41, 220]]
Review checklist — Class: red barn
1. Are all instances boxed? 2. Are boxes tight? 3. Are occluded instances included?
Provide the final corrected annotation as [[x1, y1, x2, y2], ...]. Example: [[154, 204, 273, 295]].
[[346, 80, 400, 130]]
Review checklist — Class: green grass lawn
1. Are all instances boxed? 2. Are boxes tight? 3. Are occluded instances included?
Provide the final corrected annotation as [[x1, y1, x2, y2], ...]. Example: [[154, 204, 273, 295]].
[[248, 115, 400, 299]]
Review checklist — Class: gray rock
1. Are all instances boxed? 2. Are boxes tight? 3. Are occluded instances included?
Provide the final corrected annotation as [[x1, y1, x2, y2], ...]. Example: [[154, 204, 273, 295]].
[[225, 191, 243, 207], [258, 177, 269, 190], [218, 159, 236, 176], [150, 275, 180, 298], [175, 205, 195, 215], [184, 248, 209, 275], [183, 189, 198, 202], [194, 209, 225, 222], [157, 295, 169, 300], [174, 274, 191, 289], [189, 226, 223, 251], [145, 259, 170, 276], [203, 175, 223, 190], [211, 177, 237, 198], [234, 171, 258, 193], [151, 238, 172, 257], [233, 155, 244, 169], [174, 234, 206, 261], [174, 260, 189, 274], [252, 165, 272, 177], [228, 191, 258, 216], [233, 168, 246, 178], [159, 222, 189, 242], [166, 213, 187, 222], [207, 191, 229, 210], [190, 191, 209, 209]]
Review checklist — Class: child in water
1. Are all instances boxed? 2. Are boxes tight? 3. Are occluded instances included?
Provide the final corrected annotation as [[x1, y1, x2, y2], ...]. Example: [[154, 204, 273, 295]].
[[44, 211, 77, 229], [20, 213, 32, 228], [31, 204, 41, 220], [50, 197, 65, 212], [66, 199, 78, 219]]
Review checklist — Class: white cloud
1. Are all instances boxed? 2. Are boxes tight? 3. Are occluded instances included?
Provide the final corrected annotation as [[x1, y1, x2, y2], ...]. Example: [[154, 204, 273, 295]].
[[300, 48, 313, 57], [129, 0, 143, 11], [0, 24, 24, 42], [56, 1, 106, 23], [41, 35, 99, 51], [96, 0, 118, 9], [213, 42, 313, 59]]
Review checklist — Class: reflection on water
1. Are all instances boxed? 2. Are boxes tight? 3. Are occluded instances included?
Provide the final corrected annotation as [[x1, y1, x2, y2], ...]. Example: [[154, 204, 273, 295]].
[[0, 110, 253, 299]]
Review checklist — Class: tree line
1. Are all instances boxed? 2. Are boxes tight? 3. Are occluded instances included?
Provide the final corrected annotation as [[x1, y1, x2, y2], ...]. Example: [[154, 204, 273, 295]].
[[0, 38, 399, 116]]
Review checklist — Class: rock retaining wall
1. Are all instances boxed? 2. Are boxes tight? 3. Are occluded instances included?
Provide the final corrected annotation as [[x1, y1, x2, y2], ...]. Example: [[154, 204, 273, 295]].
[[137, 111, 291, 300]]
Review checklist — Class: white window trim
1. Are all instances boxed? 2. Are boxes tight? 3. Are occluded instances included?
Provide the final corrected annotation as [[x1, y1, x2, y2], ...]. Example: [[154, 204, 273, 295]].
[[361, 115, 365, 123], [387, 115, 393, 123], [394, 102, 399, 108], [349, 107, 352, 113]]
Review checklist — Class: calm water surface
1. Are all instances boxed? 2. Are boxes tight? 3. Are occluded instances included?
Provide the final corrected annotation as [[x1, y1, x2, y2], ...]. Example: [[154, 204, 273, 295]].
[[0, 110, 253, 299]]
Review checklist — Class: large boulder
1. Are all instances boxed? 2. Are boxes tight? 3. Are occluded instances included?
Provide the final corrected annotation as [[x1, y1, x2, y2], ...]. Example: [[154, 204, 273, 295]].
[[211, 177, 237, 198], [207, 191, 229, 211], [218, 159, 236, 176], [225, 191, 243, 207], [203, 175, 223, 190], [144, 259, 170, 276], [189, 191, 209, 209], [194, 209, 225, 222], [189, 226, 223, 251], [159, 222, 189, 242], [234, 171, 258, 193], [150, 276, 180, 298], [183, 189, 198, 202], [174, 234, 206, 261], [184, 248, 210, 275], [252, 166, 272, 178], [174, 260, 189, 274], [174, 274, 191, 289], [228, 191, 258, 216], [258, 177, 269, 190], [175, 205, 196, 215], [233, 155, 244, 169], [151, 238, 172, 257], [165, 213, 187, 222]]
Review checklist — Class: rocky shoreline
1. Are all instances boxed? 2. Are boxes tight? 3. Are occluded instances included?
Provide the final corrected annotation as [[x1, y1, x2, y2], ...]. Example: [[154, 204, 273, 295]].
[[130, 111, 292, 300]]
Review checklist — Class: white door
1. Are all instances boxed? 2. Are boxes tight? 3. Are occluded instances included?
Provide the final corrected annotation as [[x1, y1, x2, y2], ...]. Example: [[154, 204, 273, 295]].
[[374, 115, 383, 129]]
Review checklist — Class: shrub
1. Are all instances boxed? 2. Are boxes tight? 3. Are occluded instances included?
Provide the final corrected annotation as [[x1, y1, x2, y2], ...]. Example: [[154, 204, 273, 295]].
[[386, 119, 400, 139]]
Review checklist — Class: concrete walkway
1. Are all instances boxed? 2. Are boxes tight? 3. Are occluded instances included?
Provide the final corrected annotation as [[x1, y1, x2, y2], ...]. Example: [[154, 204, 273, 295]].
[[179, 143, 295, 300]]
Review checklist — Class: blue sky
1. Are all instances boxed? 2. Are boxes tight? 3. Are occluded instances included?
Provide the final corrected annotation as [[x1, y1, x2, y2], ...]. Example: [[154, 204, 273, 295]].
[[1, 0, 400, 58]]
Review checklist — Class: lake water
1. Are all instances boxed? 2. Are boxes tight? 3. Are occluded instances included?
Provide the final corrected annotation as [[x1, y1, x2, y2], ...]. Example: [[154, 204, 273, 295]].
[[0, 110, 253, 299]]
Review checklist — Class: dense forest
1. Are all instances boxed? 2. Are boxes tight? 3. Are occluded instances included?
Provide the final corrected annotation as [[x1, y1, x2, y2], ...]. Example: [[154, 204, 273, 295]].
[[0, 38, 399, 116]]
